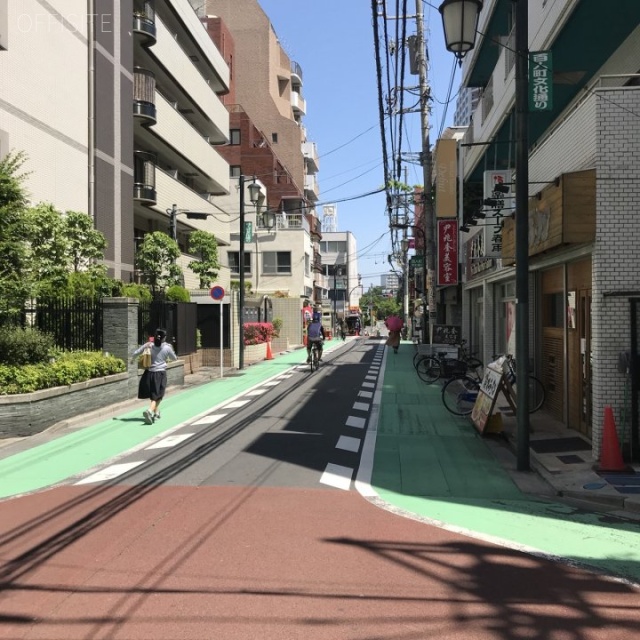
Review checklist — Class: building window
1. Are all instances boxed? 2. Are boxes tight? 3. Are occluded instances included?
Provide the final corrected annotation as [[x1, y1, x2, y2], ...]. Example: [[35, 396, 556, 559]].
[[543, 292, 564, 328], [271, 132, 278, 144], [230, 165, 241, 177], [263, 251, 291, 274], [228, 251, 251, 275], [230, 129, 241, 145]]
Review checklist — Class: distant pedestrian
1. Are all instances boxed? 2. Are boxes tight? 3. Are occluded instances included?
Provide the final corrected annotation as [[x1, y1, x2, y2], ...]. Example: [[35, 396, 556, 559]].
[[385, 315, 403, 354], [131, 328, 178, 424]]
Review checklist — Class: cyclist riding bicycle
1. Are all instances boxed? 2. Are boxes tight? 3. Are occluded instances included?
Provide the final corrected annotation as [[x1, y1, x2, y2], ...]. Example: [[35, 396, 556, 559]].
[[306, 311, 326, 363]]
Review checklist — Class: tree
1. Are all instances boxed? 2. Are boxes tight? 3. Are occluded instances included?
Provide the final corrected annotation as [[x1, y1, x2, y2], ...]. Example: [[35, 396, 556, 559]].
[[0, 151, 31, 308], [135, 232, 182, 294], [63, 210, 108, 273], [187, 230, 220, 289]]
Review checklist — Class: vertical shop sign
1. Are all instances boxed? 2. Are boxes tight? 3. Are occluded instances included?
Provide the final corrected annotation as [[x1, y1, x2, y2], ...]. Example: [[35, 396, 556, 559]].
[[435, 138, 457, 218], [437, 219, 458, 286], [529, 51, 553, 111], [483, 170, 513, 256]]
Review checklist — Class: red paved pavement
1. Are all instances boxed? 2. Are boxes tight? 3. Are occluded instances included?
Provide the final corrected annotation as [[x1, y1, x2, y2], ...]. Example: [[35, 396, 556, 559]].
[[1, 485, 639, 639]]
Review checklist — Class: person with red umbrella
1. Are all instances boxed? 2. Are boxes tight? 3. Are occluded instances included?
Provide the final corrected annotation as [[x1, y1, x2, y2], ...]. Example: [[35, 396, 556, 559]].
[[385, 314, 403, 354]]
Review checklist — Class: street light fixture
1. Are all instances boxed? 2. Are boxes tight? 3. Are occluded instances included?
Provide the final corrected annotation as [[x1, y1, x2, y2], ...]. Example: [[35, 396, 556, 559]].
[[440, 0, 530, 470], [166, 204, 214, 242], [238, 175, 263, 370]]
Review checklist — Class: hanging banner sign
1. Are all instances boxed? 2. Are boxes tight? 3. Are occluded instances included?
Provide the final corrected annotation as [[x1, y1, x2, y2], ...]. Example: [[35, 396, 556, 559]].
[[243, 221, 253, 243], [435, 138, 457, 218], [483, 170, 513, 256], [437, 219, 458, 286], [529, 51, 553, 111]]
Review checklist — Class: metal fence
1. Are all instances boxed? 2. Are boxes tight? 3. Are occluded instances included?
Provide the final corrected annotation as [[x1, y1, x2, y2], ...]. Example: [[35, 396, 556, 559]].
[[0, 297, 103, 351], [138, 300, 197, 356]]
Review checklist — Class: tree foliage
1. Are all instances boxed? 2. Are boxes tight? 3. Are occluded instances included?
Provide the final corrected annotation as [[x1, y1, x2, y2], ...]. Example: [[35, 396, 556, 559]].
[[135, 232, 182, 294], [360, 286, 401, 323], [187, 230, 220, 289]]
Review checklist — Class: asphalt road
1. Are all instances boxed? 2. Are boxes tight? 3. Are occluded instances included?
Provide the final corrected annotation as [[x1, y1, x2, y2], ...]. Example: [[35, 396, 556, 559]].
[[1, 339, 639, 639]]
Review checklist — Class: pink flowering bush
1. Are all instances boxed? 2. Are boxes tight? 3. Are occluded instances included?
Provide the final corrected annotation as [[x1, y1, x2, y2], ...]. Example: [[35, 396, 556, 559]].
[[243, 322, 275, 346]]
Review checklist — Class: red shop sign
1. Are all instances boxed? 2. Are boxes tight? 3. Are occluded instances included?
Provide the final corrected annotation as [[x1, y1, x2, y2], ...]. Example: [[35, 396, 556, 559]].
[[437, 219, 458, 286]]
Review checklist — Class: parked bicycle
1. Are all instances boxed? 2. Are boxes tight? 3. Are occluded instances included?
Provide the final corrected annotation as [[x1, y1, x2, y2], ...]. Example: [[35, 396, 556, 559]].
[[496, 353, 546, 413], [440, 354, 545, 416], [415, 340, 483, 384]]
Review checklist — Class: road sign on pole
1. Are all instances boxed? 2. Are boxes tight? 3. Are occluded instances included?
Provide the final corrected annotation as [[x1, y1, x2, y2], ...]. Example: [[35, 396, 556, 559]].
[[210, 285, 225, 300]]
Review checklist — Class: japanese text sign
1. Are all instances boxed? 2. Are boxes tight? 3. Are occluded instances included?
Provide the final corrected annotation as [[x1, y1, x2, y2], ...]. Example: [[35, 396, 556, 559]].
[[437, 219, 458, 286], [529, 51, 553, 112]]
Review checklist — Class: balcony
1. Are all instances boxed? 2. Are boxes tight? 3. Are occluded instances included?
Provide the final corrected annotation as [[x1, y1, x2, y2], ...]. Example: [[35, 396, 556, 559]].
[[133, 68, 157, 124], [291, 91, 306, 116], [304, 174, 319, 202], [276, 213, 310, 232], [302, 141, 319, 173], [291, 61, 303, 84], [133, 150, 157, 204], [133, 1, 156, 46]]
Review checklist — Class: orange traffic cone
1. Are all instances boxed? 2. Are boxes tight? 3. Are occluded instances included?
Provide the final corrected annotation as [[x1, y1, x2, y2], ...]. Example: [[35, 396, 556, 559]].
[[265, 340, 274, 361], [598, 405, 626, 472]]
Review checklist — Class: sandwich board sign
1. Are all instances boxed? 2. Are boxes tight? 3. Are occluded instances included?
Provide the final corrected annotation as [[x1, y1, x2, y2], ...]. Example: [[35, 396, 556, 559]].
[[471, 358, 514, 435]]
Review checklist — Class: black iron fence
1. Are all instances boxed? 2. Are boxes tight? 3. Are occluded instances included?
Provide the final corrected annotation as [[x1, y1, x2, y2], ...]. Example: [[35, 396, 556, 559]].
[[138, 300, 197, 356], [0, 297, 103, 351]]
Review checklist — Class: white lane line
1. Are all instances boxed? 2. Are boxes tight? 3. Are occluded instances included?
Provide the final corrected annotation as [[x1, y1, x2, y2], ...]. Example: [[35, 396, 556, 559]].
[[346, 415, 367, 429], [320, 463, 353, 490], [245, 389, 267, 396], [365, 375, 377, 381], [192, 414, 227, 426], [336, 435, 361, 453], [353, 402, 370, 411], [262, 381, 281, 387], [362, 382, 375, 388], [223, 400, 251, 408], [278, 374, 293, 378], [358, 390, 373, 399], [145, 434, 194, 450], [75, 462, 144, 485]]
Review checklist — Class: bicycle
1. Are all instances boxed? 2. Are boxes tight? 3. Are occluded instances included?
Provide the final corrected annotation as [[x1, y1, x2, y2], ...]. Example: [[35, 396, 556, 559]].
[[415, 341, 484, 384], [441, 375, 481, 416], [496, 354, 546, 413], [309, 340, 322, 372]]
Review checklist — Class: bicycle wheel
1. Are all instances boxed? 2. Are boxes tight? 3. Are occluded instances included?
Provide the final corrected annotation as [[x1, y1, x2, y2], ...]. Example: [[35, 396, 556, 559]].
[[512, 374, 545, 413], [416, 356, 441, 384], [310, 346, 318, 372], [465, 357, 484, 381], [441, 376, 480, 416]]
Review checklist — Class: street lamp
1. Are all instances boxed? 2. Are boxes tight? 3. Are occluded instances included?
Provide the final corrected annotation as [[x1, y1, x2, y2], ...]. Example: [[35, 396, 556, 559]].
[[441, 0, 530, 470], [166, 204, 213, 242], [238, 175, 263, 370], [332, 264, 345, 332]]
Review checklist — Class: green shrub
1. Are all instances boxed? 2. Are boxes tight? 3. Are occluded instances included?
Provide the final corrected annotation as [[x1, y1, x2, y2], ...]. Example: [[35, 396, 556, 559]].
[[166, 285, 190, 302], [0, 351, 126, 395], [0, 327, 56, 365], [121, 283, 153, 302], [272, 317, 283, 337]]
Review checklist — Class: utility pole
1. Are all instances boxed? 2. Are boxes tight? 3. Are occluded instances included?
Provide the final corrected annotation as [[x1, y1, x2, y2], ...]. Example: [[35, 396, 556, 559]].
[[414, 0, 434, 342]]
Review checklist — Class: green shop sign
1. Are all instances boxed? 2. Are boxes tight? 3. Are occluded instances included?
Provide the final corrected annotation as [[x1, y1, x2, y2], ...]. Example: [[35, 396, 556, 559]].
[[529, 51, 552, 112]]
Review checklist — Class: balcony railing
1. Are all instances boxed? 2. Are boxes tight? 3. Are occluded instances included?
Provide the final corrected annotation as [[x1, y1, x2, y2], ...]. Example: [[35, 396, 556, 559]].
[[133, 150, 157, 204], [291, 61, 303, 83], [133, 1, 156, 45], [275, 213, 310, 232], [133, 67, 156, 124]]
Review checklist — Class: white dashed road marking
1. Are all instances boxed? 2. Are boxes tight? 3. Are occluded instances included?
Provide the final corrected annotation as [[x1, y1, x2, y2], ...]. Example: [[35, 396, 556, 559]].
[[352, 402, 370, 411], [192, 414, 227, 426], [336, 435, 361, 453], [145, 434, 194, 450], [320, 463, 353, 490], [361, 382, 375, 388], [358, 391, 373, 399], [75, 462, 144, 485], [346, 416, 367, 429], [245, 389, 267, 396], [223, 400, 251, 409]]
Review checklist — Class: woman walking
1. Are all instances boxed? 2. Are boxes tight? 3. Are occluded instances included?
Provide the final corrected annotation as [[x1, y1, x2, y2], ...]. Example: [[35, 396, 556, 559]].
[[385, 314, 403, 354], [131, 328, 178, 424]]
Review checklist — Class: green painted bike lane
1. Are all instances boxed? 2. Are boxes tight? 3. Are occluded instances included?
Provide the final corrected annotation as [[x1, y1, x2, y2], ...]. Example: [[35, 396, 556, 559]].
[[369, 344, 640, 585], [0, 345, 326, 500]]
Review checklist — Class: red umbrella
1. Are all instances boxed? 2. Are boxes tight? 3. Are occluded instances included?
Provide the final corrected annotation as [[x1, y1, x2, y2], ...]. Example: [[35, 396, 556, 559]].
[[386, 316, 403, 331]]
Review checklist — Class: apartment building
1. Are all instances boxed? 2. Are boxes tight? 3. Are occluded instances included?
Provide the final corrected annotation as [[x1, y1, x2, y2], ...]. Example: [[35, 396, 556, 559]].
[[456, 0, 640, 459], [0, 0, 231, 286], [198, 0, 323, 303]]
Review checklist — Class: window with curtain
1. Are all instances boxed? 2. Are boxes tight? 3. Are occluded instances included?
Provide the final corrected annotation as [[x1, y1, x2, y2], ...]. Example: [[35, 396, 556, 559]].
[[263, 251, 291, 274]]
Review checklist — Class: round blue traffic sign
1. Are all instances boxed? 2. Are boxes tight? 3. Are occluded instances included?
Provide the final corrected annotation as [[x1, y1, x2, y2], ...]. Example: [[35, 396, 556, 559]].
[[210, 285, 225, 300]]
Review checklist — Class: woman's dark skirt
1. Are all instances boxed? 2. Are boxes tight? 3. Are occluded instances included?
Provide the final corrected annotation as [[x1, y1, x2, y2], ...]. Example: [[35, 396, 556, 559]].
[[138, 370, 167, 401]]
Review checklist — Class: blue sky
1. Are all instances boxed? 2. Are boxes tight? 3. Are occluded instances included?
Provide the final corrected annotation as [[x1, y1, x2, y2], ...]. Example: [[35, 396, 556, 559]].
[[257, 0, 460, 290]]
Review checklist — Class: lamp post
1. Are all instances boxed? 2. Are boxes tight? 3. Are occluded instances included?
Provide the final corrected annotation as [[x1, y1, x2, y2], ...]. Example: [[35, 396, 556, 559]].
[[440, 0, 530, 470], [333, 265, 344, 333], [238, 175, 262, 370], [166, 204, 213, 242]]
